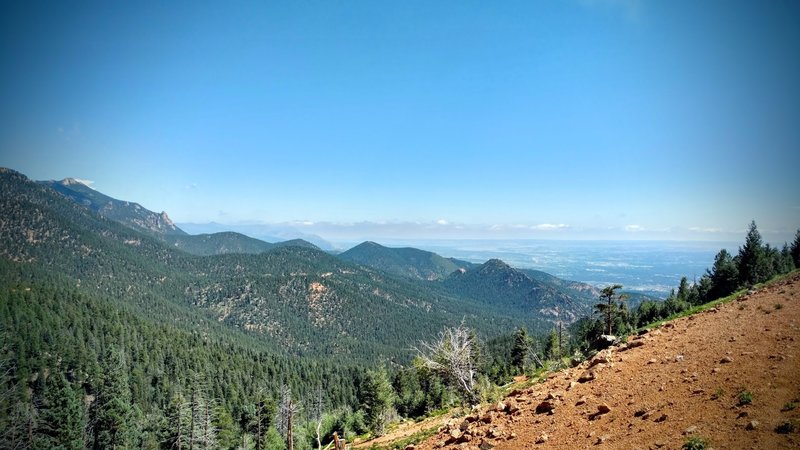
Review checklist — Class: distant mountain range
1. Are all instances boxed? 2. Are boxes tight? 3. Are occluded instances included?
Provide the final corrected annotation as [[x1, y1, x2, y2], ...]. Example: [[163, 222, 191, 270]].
[[2, 168, 611, 362], [39, 177, 320, 256]]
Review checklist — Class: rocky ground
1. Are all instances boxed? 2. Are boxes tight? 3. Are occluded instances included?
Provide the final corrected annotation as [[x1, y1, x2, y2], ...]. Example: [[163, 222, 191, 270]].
[[412, 273, 800, 450]]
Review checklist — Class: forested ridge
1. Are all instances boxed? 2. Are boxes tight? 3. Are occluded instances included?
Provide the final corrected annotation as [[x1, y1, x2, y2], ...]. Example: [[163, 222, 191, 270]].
[[1, 166, 799, 449]]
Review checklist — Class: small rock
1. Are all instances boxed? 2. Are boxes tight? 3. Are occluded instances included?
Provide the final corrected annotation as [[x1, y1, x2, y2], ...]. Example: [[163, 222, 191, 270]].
[[721, 356, 733, 363], [578, 371, 596, 383], [745, 420, 759, 430], [625, 340, 645, 350], [481, 412, 493, 424], [535, 401, 555, 414], [478, 441, 495, 450], [655, 414, 668, 423], [647, 358, 658, 364], [596, 403, 611, 415], [596, 434, 610, 444], [459, 420, 470, 431], [535, 433, 549, 444], [568, 381, 578, 390], [712, 367, 720, 373], [737, 411, 749, 418], [576, 396, 588, 406], [634, 408, 648, 417], [674, 354, 684, 362], [405, 445, 416, 450], [683, 426, 698, 435], [494, 401, 506, 412]]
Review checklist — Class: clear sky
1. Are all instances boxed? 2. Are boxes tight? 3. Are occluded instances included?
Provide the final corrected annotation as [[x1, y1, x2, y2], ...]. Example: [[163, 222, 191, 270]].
[[1, 1, 798, 242]]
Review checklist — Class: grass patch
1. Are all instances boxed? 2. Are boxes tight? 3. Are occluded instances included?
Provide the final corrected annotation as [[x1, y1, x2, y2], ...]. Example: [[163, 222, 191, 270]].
[[782, 402, 797, 412], [711, 388, 725, 401], [682, 435, 710, 450], [367, 426, 440, 450], [738, 390, 753, 406]]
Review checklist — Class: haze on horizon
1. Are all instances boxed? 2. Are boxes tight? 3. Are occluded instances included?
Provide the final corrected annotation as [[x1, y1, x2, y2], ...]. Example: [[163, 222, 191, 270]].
[[1, 1, 799, 243]]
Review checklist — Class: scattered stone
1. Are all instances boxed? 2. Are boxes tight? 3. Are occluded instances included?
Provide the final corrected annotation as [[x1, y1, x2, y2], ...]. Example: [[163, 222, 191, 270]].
[[721, 356, 734, 363], [459, 420, 469, 432], [655, 414, 668, 423], [692, 388, 705, 395], [647, 358, 658, 364], [624, 340, 645, 351], [481, 412, 493, 424], [405, 445, 416, 450], [589, 354, 610, 367], [576, 396, 588, 406], [596, 403, 611, 415], [596, 434, 610, 444], [535, 433, 549, 444], [674, 354, 684, 362], [494, 401, 506, 412], [683, 426, 698, 435], [478, 440, 495, 450], [634, 408, 648, 418], [506, 400, 520, 414], [568, 381, 578, 391], [712, 367, 720, 373], [746, 420, 759, 430], [536, 401, 555, 414], [737, 411, 749, 419], [578, 370, 596, 383]]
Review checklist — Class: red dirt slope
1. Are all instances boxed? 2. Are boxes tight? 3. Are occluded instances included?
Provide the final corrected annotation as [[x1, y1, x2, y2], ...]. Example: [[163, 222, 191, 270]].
[[417, 273, 800, 450]]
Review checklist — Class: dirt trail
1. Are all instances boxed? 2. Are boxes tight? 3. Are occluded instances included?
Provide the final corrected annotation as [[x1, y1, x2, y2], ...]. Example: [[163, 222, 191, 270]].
[[413, 273, 800, 450]]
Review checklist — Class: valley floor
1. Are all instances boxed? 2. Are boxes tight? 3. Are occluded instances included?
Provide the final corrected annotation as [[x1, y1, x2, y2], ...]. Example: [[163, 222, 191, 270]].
[[413, 272, 800, 450]]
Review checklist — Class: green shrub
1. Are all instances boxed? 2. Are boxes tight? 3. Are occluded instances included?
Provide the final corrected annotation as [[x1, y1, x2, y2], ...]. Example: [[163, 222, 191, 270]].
[[738, 390, 753, 406], [682, 436, 709, 450]]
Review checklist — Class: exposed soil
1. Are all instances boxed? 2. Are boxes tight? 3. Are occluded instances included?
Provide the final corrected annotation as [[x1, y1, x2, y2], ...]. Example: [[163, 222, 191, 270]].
[[410, 272, 800, 450]]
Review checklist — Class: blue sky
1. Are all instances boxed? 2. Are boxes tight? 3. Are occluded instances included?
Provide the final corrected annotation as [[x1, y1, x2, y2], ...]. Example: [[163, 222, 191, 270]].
[[1, 1, 798, 241]]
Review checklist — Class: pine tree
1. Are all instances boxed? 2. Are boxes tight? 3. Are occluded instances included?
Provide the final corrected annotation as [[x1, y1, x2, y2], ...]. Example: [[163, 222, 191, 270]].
[[360, 369, 394, 436], [544, 329, 559, 361], [595, 284, 626, 335], [708, 249, 739, 300], [37, 373, 86, 449], [791, 229, 800, 268], [737, 221, 773, 286], [510, 328, 532, 373], [91, 349, 135, 450]]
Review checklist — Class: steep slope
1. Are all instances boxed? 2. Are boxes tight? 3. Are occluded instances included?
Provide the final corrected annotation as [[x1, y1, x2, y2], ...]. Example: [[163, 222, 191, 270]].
[[442, 259, 597, 324], [39, 177, 185, 236], [418, 273, 800, 449], [339, 241, 473, 280]]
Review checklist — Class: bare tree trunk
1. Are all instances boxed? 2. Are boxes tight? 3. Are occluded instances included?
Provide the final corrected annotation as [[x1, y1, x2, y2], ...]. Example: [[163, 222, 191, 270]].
[[286, 405, 293, 450]]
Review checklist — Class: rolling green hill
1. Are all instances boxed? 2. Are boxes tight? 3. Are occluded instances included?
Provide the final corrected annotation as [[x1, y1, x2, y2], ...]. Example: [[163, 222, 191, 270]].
[[441, 259, 598, 323], [338, 241, 473, 280]]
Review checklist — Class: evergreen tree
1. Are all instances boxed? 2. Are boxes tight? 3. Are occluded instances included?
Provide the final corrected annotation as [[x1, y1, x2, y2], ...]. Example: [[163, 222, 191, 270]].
[[510, 328, 532, 373], [36, 373, 86, 450], [543, 329, 559, 361], [595, 284, 626, 335], [737, 221, 773, 286], [790, 229, 800, 268], [91, 349, 135, 450], [707, 249, 739, 300], [359, 368, 394, 436]]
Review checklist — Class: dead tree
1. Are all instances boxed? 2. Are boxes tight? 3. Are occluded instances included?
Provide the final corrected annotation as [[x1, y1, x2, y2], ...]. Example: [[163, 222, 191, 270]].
[[414, 323, 479, 405]]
